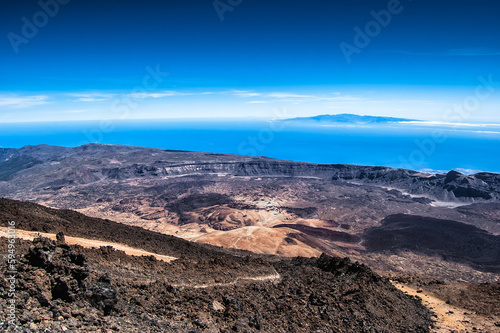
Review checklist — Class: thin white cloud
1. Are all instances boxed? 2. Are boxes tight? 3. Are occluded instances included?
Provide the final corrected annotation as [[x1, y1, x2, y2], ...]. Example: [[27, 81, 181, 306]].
[[67, 109, 88, 113], [449, 48, 500, 56], [0, 95, 50, 108], [230, 90, 262, 97], [77, 97, 108, 102], [318, 95, 365, 102], [266, 92, 315, 99], [373, 48, 500, 57], [418, 168, 449, 175], [130, 91, 190, 98], [473, 130, 500, 134], [71, 91, 191, 100], [367, 99, 439, 104], [453, 168, 485, 175], [263, 92, 365, 103], [69, 93, 116, 102], [246, 101, 268, 104], [400, 121, 500, 127], [44, 109, 90, 114]]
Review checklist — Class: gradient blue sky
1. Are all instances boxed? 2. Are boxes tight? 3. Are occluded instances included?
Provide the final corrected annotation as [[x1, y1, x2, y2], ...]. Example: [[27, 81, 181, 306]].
[[1, 0, 500, 123]]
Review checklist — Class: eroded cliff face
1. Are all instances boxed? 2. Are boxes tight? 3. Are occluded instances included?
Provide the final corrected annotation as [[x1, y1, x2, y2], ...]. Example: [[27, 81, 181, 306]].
[[98, 161, 499, 202], [1, 144, 499, 203]]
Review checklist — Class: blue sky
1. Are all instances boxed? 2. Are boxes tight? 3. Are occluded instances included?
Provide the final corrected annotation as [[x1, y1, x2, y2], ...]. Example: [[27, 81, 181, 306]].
[[1, 0, 500, 123]]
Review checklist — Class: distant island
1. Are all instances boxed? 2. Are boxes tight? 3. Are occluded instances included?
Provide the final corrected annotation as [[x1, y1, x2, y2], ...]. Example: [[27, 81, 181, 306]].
[[284, 113, 418, 124]]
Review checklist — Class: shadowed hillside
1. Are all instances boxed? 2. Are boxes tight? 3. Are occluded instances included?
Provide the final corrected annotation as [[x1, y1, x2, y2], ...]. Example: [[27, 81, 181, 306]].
[[0, 198, 433, 332]]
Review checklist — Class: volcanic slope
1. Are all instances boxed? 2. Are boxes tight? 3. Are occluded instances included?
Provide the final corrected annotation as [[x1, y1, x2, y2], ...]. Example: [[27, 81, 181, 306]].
[[0, 199, 433, 332]]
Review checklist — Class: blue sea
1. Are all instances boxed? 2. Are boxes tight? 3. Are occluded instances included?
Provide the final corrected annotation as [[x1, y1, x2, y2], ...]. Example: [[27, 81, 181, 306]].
[[1, 119, 500, 174]]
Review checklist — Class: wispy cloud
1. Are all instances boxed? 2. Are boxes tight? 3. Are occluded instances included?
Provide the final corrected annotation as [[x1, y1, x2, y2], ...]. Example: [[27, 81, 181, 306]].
[[318, 95, 365, 102], [69, 93, 116, 102], [266, 92, 315, 99], [44, 109, 90, 114], [130, 91, 190, 98], [230, 90, 262, 97], [0, 95, 50, 108], [69, 91, 193, 102], [77, 97, 108, 102], [400, 121, 500, 127], [266, 93, 366, 103], [229, 90, 365, 103], [373, 48, 500, 57], [448, 48, 500, 56], [61, 89, 366, 105]]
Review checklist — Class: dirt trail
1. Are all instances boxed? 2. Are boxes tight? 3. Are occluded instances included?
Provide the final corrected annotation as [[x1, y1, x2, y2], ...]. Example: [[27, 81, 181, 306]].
[[392, 282, 499, 332], [1, 227, 282, 289], [172, 270, 281, 289], [0, 227, 176, 262], [232, 226, 259, 248]]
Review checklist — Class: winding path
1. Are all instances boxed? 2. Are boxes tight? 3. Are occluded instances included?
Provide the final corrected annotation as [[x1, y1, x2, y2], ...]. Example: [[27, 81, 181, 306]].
[[392, 282, 500, 332], [0, 227, 177, 262], [172, 269, 281, 289]]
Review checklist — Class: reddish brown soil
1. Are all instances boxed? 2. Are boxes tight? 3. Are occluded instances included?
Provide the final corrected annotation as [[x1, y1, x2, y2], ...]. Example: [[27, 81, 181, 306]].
[[0, 236, 432, 332]]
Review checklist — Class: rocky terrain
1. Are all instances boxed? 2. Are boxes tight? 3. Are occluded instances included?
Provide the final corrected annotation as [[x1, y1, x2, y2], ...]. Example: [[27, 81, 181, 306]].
[[1, 144, 500, 284], [0, 200, 434, 332], [1, 143, 500, 331], [1, 144, 499, 203]]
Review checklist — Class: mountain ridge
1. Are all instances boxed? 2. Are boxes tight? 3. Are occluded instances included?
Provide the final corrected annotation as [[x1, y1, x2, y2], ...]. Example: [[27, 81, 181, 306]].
[[1, 143, 499, 203], [284, 113, 418, 124]]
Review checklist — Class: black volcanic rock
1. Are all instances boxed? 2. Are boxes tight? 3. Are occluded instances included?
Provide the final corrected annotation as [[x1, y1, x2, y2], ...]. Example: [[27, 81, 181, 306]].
[[273, 224, 361, 244], [0, 155, 42, 181], [364, 214, 500, 273], [444, 170, 463, 184], [88, 274, 120, 315], [165, 193, 234, 212], [0, 198, 254, 262], [0, 233, 433, 332]]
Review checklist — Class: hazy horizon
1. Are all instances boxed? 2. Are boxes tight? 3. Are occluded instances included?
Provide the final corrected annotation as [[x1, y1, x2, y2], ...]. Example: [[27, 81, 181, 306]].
[[2, 118, 500, 174]]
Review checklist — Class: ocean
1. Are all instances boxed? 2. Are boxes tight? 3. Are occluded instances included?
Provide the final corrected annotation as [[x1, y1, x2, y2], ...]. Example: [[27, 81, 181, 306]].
[[1, 119, 500, 174]]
